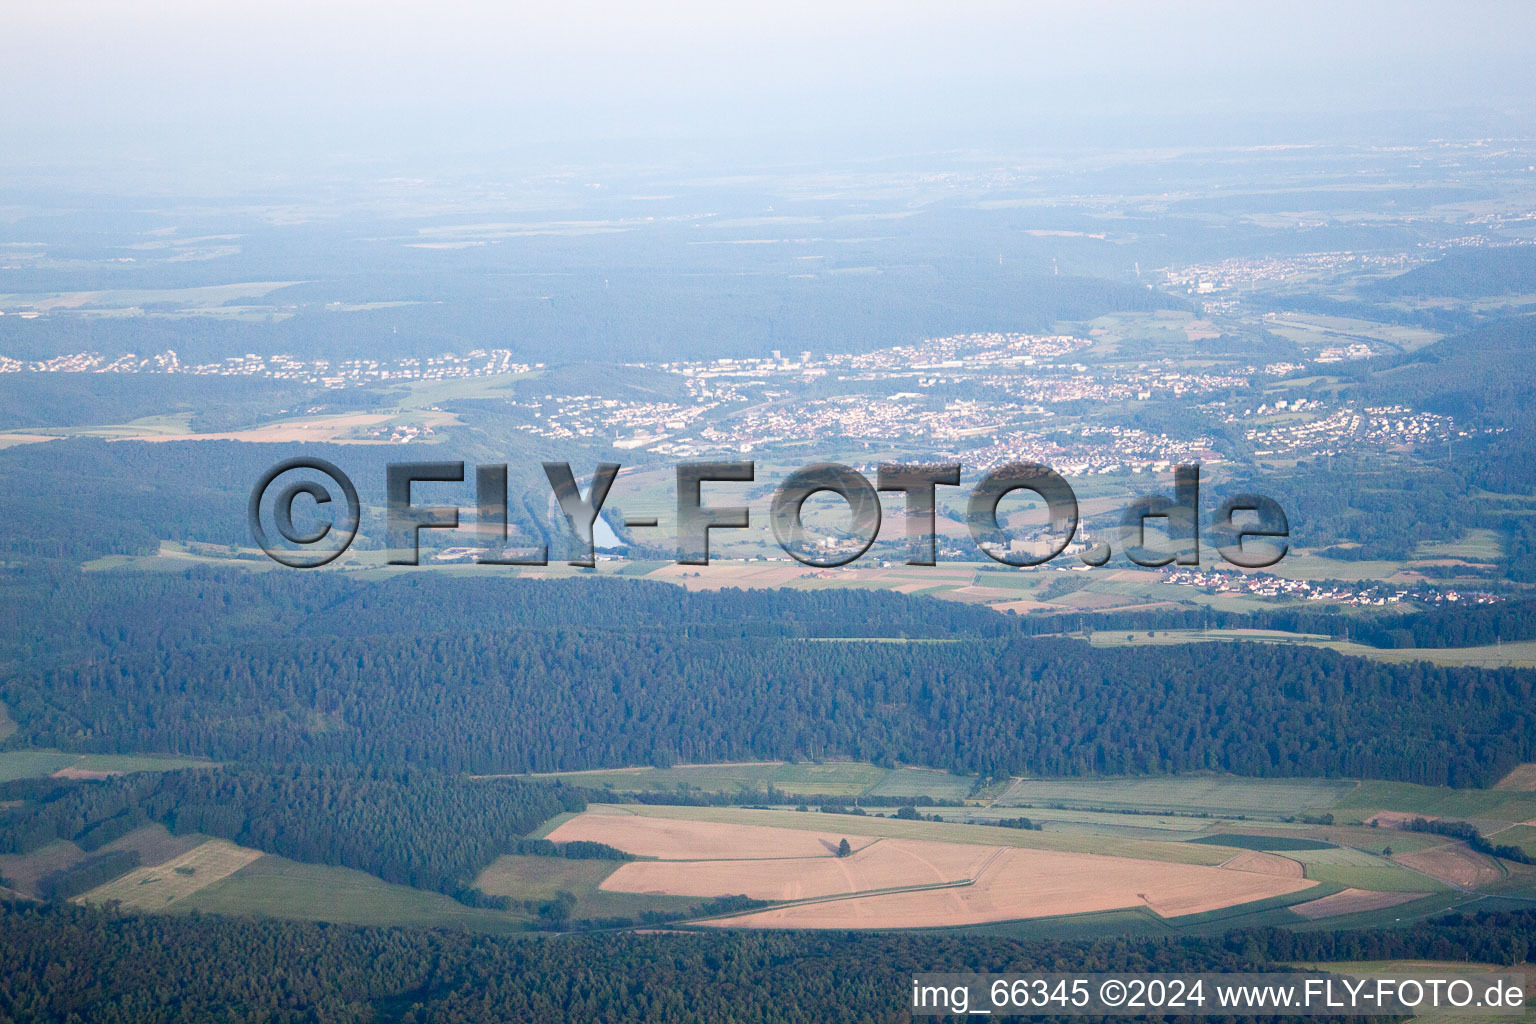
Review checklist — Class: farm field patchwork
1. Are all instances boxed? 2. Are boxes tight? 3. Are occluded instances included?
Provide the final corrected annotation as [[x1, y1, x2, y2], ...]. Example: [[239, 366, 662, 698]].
[[80, 839, 263, 909], [973, 807, 1214, 839], [555, 808, 1316, 929], [473, 853, 702, 922], [518, 760, 890, 797], [580, 804, 1239, 865], [1494, 764, 1536, 791], [1003, 807, 1213, 830], [1391, 843, 1505, 889], [1490, 825, 1536, 859], [0, 748, 212, 782], [1289, 888, 1430, 921], [1219, 851, 1306, 877], [1340, 782, 1536, 823], [179, 856, 529, 933], [1088, 629, 1536, 669], [602, 837, 1000, 901], [1289, 847, 1447, 892], [865, 768, 975, 801], [0, 750, 80, 782], [546, 808, 881, 860], [0, 840, 89, 896], [701, 846, 1316, 929], [1187, 834, 1336, 851], [996, 775, 1355, 818]]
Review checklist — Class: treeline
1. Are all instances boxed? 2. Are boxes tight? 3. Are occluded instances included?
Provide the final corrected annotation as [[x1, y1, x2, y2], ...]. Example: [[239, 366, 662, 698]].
[[507, 838, 632, 861], [991, 816, 1043, 831], [1397, 817, 1535, 865], [0, 765, 586, 897], [500, 892, 770, 933], [0, 898, 1530, 1024]]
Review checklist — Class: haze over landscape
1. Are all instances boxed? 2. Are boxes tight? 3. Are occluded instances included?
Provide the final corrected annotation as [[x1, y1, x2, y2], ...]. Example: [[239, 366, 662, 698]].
[[3, 3, 1536, 1022]]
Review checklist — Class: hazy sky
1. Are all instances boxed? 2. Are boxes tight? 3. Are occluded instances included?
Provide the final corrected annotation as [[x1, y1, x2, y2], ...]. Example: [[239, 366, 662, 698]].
[[6, 0, 1536, 172]]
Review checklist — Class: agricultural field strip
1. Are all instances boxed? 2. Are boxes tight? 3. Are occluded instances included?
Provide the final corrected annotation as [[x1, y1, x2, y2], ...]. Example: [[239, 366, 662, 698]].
[[0, 748, 214, 782], [699, 846, 1318, 930], [602, 838, 1004, 900], [1268, 845, 1475, 895], [577, 803, 1242, 865], [1091, 629, 1536, 669], [994, 775, 1355, 819], [681, 848, 1013, 918], [548, 810, 883, 861], [1219, 851, 1306, 877], [1493, 763, 1536, 791], [565, 810, 1317, 928], [78, 839, 264, 909], [507, 760, 894, 798], [1288, 888, 1430, 921], [1389, 841, 1507, 891]]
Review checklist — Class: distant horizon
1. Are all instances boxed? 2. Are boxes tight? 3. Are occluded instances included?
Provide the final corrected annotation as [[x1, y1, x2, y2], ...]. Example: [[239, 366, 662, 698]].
[[6, 0, 1536, 182]]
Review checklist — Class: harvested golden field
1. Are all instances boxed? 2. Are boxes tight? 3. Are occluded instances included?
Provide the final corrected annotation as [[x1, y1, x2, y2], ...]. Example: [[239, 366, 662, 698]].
[[704, 847, 1316, 929], [547, 810, 877, 860], [1289, 888, 1427, 920], [80, 839, 264, 909], [1392, 844, 1503, 888], [603, 838, 1000, 900], [1220, 851, 1305, 877]]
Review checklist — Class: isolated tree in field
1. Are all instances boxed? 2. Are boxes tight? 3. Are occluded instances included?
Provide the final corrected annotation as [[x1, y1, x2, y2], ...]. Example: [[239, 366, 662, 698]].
[[837, 839, 851, 858]]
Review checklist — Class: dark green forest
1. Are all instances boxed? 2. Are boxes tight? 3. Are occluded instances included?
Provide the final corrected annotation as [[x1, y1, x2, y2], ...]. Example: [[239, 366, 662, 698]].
[[2, 571, 1532, 787], [0, 898, 1530, 1024], [0, 766, 587, 897]]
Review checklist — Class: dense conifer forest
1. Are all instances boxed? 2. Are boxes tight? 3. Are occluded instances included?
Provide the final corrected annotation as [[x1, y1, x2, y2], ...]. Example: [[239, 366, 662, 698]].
[[0, 898, 1530, 1024], [3, 571, 1532, 787], [0, 766, 589, 897]]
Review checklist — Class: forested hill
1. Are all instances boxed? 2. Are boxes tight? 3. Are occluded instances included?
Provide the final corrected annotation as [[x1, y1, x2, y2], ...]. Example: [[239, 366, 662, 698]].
[[2, 570, 1532, 787], [0, 765, 587, 898], [0, 567, 1015, 664], [0, 898, 1531, 1024], [1364, 246, 1536, 299]]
